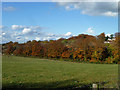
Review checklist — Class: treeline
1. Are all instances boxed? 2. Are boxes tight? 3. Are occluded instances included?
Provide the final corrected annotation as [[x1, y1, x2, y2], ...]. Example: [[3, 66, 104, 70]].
[[2, 32, 120, 64]]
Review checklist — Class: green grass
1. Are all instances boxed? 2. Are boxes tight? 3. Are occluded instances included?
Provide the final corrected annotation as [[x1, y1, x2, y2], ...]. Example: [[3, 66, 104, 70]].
[[2, 55, 118, 89]]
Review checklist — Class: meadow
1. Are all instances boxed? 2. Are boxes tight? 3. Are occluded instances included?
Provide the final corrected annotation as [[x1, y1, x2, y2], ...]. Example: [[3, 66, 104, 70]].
[[2, 55, 118, 89]]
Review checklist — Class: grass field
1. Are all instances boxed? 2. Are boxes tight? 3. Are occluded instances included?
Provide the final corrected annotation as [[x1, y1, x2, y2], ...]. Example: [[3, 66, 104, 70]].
[[2, 55, 118, 89]]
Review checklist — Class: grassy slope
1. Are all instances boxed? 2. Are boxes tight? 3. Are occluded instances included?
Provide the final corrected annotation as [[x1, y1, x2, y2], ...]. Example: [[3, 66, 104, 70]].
[[2, 55, 118, 88]]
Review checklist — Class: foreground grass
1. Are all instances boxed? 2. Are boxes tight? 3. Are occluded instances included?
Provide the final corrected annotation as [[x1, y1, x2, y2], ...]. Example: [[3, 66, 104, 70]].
[[2, 55, 118, 89]]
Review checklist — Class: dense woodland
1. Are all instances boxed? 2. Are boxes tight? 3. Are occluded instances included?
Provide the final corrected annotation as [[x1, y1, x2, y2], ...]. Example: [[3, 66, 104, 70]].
[[2, 32, 120, 64]]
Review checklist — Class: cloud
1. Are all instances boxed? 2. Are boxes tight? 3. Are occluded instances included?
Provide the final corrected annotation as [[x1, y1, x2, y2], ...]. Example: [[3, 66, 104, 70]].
[[22, 28, 33, 35], [105, 33, 111, 37], [11, 25, 42, 31], [16, 36, 21, 40], [86, 27, 95, 34], [84, 27, 95, 34], [35, 36, 59, 41], [0, 25, 4, 29], [2, 32, 6, 36], [11, 25, 25, 30], [3, 6, 16, 11], [56, 2, 118, 16], [25, 37, 29, 40], [1, 25, 43, 43], [103, 11, 117, 17], [11, 25, 43, 36], [30, 26, 42, 30], [34, 32, 73, 41], [0, 25, 7, 30], [2, 30, 14, 43], [1, 25, 74, 43], [65, 32, 72, 36], [35, 37, 40, 41], [43, 37, 52, 41], [53, 0, 119, 2], [65, 6, 70, 10]]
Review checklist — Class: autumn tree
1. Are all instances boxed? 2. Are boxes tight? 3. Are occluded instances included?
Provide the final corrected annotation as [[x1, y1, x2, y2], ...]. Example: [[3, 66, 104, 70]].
[[5, 41, 14, 54], [23, 41, 33, 56], [13, 45, 23, 56], [31, 42, 44, 57], [2, 32, 119, 64], [46, 41, 66, 58]]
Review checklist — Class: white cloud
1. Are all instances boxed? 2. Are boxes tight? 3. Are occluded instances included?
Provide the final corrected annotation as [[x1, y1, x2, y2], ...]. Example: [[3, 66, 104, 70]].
[[102, 11, 117, 17], [0, 25, 4, 29], [48, 33, 55, 36], [34, 32, 73, 41], [11, 25, 43, 31], [1, 25, 74, 43], [56, 37, 62, 39], [56, 2, 118, 16], [25, 37, 29, 40], [105, 34, 111, 37], [1, 25, 49, 43], [11, 25, 25, 30], [30, 26, 42, 30], [52, 0, 119, 2], [86, 27, 95, 34], [43, 37, 52, 41], [0, 25, 7, 30], [65, 32, 72, 36], [22, 28, 33, 35], [12, 25, 19, 30], [35, 37, 40, 41], [3, 6, 16, 11], [2, 32, 6, 36], [65, 6, 70, 10], [16, 36, 21, 40]]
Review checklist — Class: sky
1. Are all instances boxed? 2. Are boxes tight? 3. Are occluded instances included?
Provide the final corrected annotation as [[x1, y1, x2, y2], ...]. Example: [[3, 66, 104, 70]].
[[1, 2, 118, 43]]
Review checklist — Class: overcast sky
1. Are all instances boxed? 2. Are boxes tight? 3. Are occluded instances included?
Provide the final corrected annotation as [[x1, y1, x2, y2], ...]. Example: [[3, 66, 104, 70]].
[[1, 2, 118, 43]]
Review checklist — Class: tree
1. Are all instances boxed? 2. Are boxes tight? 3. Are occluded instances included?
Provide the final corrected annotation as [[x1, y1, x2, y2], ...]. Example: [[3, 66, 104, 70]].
[[23, 42, 32, 56], [105, 36, 109, 41], [13, 45, 23, 56], [97, 32, 105, 43], [31, 42, 44, 57], [110, 34, 114, 39], [46, 41, 66, 58], [5, 41, 15, 54], [2, 32, 119, 64]]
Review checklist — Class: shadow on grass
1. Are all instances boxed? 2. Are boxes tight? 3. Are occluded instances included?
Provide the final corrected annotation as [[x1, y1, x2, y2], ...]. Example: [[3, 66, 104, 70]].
[[2, 79, 89, 89], [2, 79, 110, 89]]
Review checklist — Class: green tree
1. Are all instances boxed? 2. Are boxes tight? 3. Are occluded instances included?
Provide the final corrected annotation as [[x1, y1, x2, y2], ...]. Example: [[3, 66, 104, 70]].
[[110, 34, 114, 39], [105, 36, 109, 41]]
